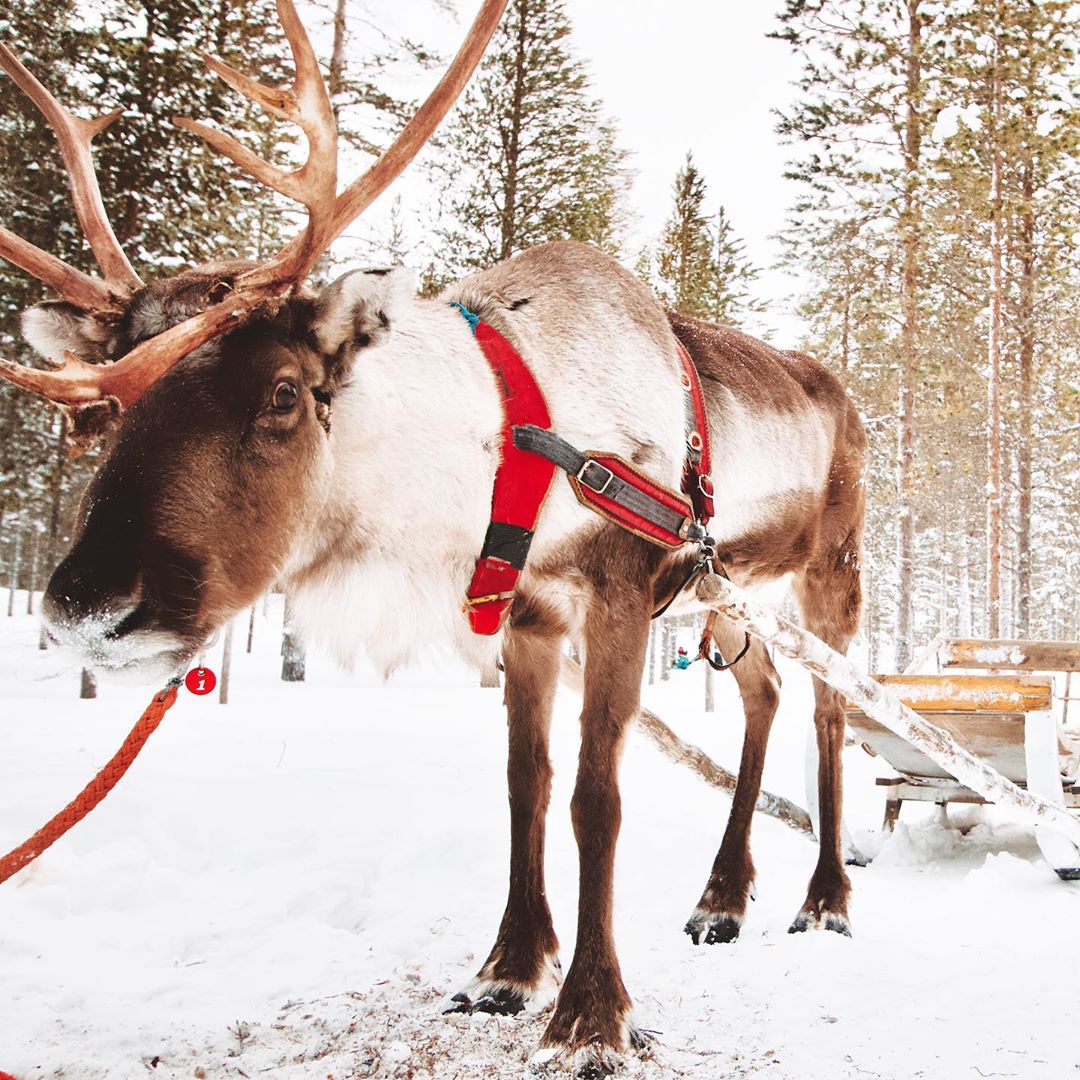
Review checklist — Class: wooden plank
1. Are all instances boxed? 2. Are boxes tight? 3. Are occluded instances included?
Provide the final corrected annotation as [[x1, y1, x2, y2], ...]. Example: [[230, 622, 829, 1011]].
[[940, 639, 1080, 672], [876, 777, 1080, 810], [860, 674, 1052, 714], [877, 778, 990, 805], [847, 709, 1029, 782]]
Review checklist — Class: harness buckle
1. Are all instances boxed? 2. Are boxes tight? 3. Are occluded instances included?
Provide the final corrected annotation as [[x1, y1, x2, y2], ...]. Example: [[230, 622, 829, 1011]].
[[577, 459, 615, 496], [464, 590, 516, 608]]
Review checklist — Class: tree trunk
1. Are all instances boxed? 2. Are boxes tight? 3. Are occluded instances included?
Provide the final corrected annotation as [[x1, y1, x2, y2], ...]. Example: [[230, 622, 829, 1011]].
[[1016, 151, 1035, 637], [894, 0, 924, 672], [6, 527, 20, 617], [80, 668, 97, 699], [25, 531, 37, 615], [985, 16, 1005, 639], [281, 597, 306, 682], [246, 603, 256, 653], [329, 0, 347, 106], [499, 3, 529, 259], [219, 618, 235, 704], [40, 420, 67, 650], [958, 529, 973, 638]]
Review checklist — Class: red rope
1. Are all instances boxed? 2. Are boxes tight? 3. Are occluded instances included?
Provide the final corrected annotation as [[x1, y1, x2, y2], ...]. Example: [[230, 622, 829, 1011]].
[[0, 682, 180, 886]]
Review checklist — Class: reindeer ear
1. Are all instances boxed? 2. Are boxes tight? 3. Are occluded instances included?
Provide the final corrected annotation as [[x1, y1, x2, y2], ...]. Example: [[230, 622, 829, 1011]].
[[21, 301, 115, 364], [311, 266, 416, 359]]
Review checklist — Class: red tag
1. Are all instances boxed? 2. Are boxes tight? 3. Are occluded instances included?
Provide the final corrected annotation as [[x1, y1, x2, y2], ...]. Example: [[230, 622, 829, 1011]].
[[184, 667, 217, 696]]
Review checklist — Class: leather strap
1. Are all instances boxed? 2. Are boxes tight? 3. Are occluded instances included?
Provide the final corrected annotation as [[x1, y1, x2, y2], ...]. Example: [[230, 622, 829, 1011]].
[[514, 425, 704, 549], [676, 342, 714, 525], [455, 305, 557, 635], [453, 303, 715, 635]]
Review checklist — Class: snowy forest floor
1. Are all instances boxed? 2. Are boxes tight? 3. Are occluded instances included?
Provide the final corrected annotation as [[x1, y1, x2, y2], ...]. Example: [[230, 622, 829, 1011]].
[[2, 595, 1078, 1080]]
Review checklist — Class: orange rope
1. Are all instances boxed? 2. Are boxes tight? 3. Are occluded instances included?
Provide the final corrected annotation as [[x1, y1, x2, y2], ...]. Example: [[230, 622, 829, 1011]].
[[0, 680, 181, 886]]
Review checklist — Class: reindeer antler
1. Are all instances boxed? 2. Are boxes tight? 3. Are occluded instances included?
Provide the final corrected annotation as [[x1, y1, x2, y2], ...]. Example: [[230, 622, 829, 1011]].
[[173, 0, 339, 291], [0, 42, 142, 312], [0, 0, 506, 413]]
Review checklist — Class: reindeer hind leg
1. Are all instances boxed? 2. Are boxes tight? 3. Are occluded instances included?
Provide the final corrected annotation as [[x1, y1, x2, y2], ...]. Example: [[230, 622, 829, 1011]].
[[790, 524, 862, 937]]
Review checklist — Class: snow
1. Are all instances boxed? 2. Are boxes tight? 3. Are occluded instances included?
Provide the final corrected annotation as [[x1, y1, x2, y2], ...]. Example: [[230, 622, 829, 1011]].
[[2, 596, 1079, 1080], [973, 645, 1030, 666]]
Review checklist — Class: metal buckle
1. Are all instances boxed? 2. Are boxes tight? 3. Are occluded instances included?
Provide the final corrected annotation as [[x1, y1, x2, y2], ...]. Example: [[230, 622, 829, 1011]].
[[464, 591, 514, 608], [577, 459, 615, 495]]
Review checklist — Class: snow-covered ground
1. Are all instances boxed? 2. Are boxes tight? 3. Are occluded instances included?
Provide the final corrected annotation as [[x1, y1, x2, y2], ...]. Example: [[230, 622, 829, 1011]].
[[1, 595, 1077, 1080]]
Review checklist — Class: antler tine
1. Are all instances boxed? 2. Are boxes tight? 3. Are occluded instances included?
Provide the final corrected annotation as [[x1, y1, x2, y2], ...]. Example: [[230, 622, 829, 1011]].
[[238, 0, 508, 291], [0, 43, 142, 295], [0, 225, 120, 314], [175, 0, 337, 284], [294, 0, 509, 277], [0, 291, 250, 408]]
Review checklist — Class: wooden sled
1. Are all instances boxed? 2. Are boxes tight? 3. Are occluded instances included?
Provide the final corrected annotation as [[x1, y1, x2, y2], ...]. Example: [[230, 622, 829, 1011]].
[[846, 670, 1080, 879]]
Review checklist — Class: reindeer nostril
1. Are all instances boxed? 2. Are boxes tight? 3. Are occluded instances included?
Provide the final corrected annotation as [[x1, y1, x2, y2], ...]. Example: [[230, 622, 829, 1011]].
[[105, 602, 149, 640]]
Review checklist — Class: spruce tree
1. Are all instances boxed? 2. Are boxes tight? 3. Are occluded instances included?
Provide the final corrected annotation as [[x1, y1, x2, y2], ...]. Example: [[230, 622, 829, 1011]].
[[434, 0, 630, 273], [774, 0, 941, 668], [655, 152, 714, 317], [653, 152, 757, 323], [704, 206, 759, 324]]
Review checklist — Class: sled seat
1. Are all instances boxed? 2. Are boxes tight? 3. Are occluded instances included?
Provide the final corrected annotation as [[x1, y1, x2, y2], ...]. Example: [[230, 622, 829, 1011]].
[[937, 639, 1080, 749], [845, 674, 1080, 877]]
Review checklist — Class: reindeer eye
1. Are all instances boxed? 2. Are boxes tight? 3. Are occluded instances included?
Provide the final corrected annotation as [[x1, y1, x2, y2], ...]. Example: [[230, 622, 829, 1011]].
[[271, 380, 299, 412]]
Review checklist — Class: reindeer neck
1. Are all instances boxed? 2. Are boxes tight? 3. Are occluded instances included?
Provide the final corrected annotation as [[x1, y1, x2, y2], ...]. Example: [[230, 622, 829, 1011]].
[[282, 301, 505, 673]]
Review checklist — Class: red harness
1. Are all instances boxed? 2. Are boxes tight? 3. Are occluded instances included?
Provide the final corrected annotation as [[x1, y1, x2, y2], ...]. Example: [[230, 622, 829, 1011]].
[[455, 303, 713, 635]]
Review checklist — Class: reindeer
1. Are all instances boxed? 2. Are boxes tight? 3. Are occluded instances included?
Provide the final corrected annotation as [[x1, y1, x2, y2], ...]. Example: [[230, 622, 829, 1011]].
[[0, 3, 865, 1075]]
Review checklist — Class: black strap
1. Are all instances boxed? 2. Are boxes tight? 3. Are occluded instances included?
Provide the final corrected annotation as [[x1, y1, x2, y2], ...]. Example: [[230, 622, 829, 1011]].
[[704, 632, 752, 671], [513, 424, 705, 544], [480, 521, 534, 570], [651, 558, 705, 620]]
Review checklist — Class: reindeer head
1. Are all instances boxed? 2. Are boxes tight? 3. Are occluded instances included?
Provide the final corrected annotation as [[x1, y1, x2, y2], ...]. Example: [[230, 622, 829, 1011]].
[[0, 0, 505, 681]]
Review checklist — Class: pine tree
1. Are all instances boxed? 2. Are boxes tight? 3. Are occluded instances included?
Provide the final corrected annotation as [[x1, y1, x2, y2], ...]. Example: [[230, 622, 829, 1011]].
[[774, 0, 941, 669], [652, 152, 757, 322], [434, 0, 630, 273], [655, 153, 715, 317], [704, 206, 759, 324]]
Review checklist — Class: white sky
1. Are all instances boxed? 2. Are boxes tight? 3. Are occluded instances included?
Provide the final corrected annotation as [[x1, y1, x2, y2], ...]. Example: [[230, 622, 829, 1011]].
[[568, 0, 807, 341], [332, 0, 809, 342]]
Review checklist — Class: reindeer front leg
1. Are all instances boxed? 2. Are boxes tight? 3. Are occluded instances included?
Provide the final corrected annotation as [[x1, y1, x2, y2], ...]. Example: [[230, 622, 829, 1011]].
[[449, 623, 563, 1015], [685, 629, 781, 945], [540, 587, 651, 1076]]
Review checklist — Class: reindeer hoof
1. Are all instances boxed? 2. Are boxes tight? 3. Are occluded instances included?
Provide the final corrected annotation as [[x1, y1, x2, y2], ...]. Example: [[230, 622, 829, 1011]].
[[531, 1029, 648, 1078], [572, 1046, 620, 1079], [446, 986, 526, 1015], [788, 911, 852, 937], [684, 909, 742, 945], [447, 954, 561, 1017]]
